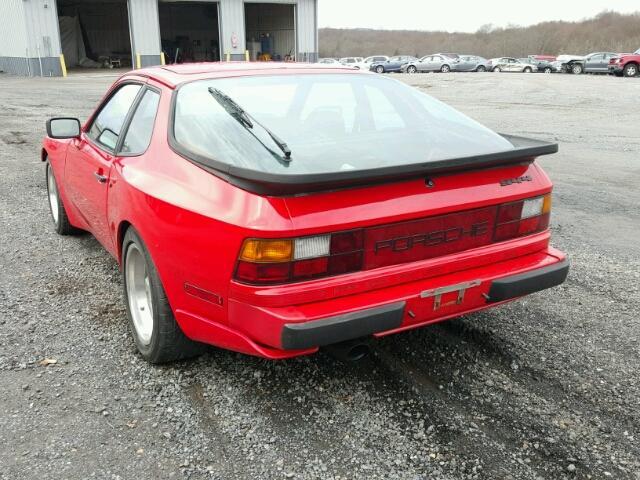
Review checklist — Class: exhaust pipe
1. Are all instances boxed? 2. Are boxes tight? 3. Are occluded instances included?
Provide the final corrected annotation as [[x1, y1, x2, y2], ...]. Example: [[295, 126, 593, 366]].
[[324, 338, 370, 362]]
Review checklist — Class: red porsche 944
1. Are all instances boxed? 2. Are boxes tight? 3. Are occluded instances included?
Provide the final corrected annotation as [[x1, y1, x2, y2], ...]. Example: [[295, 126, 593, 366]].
[[43, 63, 568, 363]]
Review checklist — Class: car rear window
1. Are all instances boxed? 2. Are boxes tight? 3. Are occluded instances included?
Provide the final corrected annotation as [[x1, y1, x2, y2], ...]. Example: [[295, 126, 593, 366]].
[[172, 74, 514, 176]]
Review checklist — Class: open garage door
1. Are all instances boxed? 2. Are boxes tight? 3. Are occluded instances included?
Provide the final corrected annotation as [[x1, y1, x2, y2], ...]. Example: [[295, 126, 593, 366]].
[[159, 1, 221, 64], [57, 0, 132, 70], [245, 3, 296, 62]]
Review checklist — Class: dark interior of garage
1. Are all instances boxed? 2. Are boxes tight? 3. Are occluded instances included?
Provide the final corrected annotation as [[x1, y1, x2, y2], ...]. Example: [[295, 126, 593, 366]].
[[159, 2, 220, 64], [245, 3, 295, 61], [57, 0, 132, 69]]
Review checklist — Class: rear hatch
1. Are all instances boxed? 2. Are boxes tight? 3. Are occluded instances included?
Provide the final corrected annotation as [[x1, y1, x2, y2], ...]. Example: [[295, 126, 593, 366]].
[[282, 160, 552, 281]]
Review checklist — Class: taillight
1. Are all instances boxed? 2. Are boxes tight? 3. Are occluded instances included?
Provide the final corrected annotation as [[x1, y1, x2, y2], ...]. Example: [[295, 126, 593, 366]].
[[234, 194, 552, 285], [235, 230, 364, 285], [494, 194, 551, 242]]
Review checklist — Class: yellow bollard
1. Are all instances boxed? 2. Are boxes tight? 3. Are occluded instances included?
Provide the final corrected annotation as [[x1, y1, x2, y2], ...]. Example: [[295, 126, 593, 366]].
[[225, 52, 230, 62], [59, 54, 67, 77], [245, 50, 249, 62], [160, 52, 165, 66], [136, 54, 141, 69]]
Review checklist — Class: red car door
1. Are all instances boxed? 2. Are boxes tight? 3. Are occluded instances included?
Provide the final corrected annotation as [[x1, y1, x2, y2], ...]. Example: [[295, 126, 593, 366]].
[[64, 83, 142, 252]]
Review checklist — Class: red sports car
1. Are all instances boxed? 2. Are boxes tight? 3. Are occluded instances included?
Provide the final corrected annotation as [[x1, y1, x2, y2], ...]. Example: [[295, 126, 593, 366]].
[[43, 63, 568, 363]]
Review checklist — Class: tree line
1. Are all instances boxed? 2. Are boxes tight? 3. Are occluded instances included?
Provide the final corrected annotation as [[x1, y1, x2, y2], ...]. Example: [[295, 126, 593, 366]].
[[319, 11, 640, 59]]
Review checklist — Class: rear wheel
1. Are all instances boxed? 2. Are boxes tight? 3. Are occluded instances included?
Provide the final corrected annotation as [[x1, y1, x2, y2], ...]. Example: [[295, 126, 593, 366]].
[[523, 67, 532, 73], [46, 161, 80, 235], [476, 65, 486, 72], [375, 65, 384, 74], [493, 66, 501, 72], [441, 64, 451, 73], [122, 227, 204, 363], [571, 63, 584, 74], [407, 65, 417, 74], [623, 63, 638, 77], [543, 67, 552, 73]]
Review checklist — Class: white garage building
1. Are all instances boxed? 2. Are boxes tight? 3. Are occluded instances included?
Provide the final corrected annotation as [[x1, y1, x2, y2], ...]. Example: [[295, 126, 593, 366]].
[[0, 0, 318, 76]]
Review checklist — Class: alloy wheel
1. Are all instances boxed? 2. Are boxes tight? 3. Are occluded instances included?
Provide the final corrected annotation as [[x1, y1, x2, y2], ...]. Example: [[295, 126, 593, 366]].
[[47, 164, 59, 225], [125, 243, 154, 346]]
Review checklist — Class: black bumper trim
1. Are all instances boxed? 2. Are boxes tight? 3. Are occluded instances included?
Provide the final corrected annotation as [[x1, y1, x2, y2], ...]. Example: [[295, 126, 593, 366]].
[[487, 259, 569, 303], [281, 302, 405, 350]]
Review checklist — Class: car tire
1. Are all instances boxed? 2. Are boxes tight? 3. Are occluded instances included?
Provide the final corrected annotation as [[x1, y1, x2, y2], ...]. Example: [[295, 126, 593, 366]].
[[46, 161, 81, 236], [493, 67, 501, 72], [623, 63, 638, 77], [375, 65, 384, 74], [441, 64, 450, 73], [571, 63, 583, 74], [407, 65, 417, 74], [122, 227, 205, 364], [543, 67, 552, 73], [523, 67, 532, 73], [476, 65, 486, 72]]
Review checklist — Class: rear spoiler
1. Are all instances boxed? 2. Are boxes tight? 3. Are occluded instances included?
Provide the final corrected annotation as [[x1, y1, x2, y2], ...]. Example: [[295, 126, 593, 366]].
[[183, 134, 558, 196]]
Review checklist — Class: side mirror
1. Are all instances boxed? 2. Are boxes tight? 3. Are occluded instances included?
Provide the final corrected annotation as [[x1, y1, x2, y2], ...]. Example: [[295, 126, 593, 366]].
[[46, 118, 81, 139]]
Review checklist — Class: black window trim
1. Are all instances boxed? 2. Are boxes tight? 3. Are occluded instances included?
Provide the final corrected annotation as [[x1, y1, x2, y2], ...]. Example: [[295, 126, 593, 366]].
[[85, 81, 146, 155], [117, 85, 162, 157]]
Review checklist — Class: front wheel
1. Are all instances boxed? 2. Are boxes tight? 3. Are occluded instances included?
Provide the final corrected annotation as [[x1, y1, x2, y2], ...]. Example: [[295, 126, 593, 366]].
[[523, 67, 532, 73], [572, 63, 584, 74], [476, 65, 486, 72], [543, 67, 552, 73], [407, 65, 417, 74], [493, 67, 501, 72], [441, 64, 451, 73], [122, 227, 204, 363], [46, 161, 80, 235], [623, 63, 638, 77], [375, 65, 384, 74]]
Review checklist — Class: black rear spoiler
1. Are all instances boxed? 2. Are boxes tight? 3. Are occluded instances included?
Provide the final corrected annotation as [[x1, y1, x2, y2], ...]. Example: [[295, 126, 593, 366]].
[[180, 134, 558, 196]]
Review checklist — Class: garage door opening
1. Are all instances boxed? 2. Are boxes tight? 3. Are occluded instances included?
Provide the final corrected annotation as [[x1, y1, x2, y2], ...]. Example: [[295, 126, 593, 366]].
[[159, 2, 221, 64], [245, 3, 296, 62], [57, 0, 132, 71]]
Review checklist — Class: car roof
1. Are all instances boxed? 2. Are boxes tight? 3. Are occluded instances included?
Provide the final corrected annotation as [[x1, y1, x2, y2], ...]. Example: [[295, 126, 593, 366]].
[[128, 62, 362, 89]]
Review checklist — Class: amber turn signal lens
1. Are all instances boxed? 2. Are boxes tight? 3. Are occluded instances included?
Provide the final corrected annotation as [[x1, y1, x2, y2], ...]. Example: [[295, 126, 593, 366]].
[[542, 193, 552, 214], [239, 239, 293, 263]]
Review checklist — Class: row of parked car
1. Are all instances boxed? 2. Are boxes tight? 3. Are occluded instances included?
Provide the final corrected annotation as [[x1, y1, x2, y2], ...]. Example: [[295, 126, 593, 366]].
[[317, 48, 640, 77]]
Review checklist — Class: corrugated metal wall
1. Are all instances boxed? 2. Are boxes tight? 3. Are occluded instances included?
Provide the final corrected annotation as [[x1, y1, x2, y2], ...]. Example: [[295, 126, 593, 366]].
[[296, 0, 317, 61], [129, 0, 161, 56], [0, 1, 29, 57], [219, 0, 244, 59], [22, 0, 63, 59]]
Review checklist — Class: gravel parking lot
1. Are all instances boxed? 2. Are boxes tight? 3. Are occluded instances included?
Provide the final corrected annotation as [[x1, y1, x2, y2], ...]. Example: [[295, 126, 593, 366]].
[[1, 71, 639, 480]]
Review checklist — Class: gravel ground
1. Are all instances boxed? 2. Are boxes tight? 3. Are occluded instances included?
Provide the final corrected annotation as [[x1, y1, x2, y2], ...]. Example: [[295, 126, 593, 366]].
[[1, 70, 639, 480]]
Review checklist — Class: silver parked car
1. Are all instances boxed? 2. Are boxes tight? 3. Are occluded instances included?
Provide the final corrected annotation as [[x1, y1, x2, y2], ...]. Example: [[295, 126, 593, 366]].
[[451, 55, 490, 72], [489, 57, 537, 73], [402, 54, 456, 73]]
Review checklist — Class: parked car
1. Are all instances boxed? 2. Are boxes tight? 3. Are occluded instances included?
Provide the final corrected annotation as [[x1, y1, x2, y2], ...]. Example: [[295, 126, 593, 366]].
[[608, 48, 640, 77], [568, 52, 619, 74], [370, 55, 418, 73], [317, 58, 341, 65], [339, 57, 364, 66], [353, 55, 389, 70], [437, 53, 460, 59], [42, 62, 568, 363], [489, 57, 537, 73], [401, 54, 456, 73], [521, 57, 557, 73], [451, 55, 490, 72], [556, 54, 586, 74]]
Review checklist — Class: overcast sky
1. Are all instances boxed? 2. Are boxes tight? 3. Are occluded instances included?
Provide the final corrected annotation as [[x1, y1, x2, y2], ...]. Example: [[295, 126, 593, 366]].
[[318, 1, 640, 32]]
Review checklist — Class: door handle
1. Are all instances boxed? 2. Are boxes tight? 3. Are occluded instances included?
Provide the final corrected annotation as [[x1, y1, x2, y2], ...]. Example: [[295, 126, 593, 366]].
[[94, 172, 107, 183]]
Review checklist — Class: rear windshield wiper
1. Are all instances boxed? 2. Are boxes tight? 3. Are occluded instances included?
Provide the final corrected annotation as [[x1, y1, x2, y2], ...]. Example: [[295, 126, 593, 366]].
[[207, 87, 292, 161]]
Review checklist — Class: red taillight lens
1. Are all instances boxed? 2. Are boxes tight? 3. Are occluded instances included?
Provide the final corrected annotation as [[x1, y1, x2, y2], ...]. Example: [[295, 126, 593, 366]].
[[494, 194, 551, 242], [235, 231, 364, 285]]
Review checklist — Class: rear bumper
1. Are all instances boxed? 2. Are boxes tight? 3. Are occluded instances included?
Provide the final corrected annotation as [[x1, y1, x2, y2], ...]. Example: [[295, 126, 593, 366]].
[[279, 257, 568, 350], [225, 245, 568, 355]]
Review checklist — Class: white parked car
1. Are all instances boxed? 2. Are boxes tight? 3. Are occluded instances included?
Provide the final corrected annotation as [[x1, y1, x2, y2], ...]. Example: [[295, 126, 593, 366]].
[[316, 58, 341, 65], [339, 57, 364, 67], [353, 55, 389, 70]]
